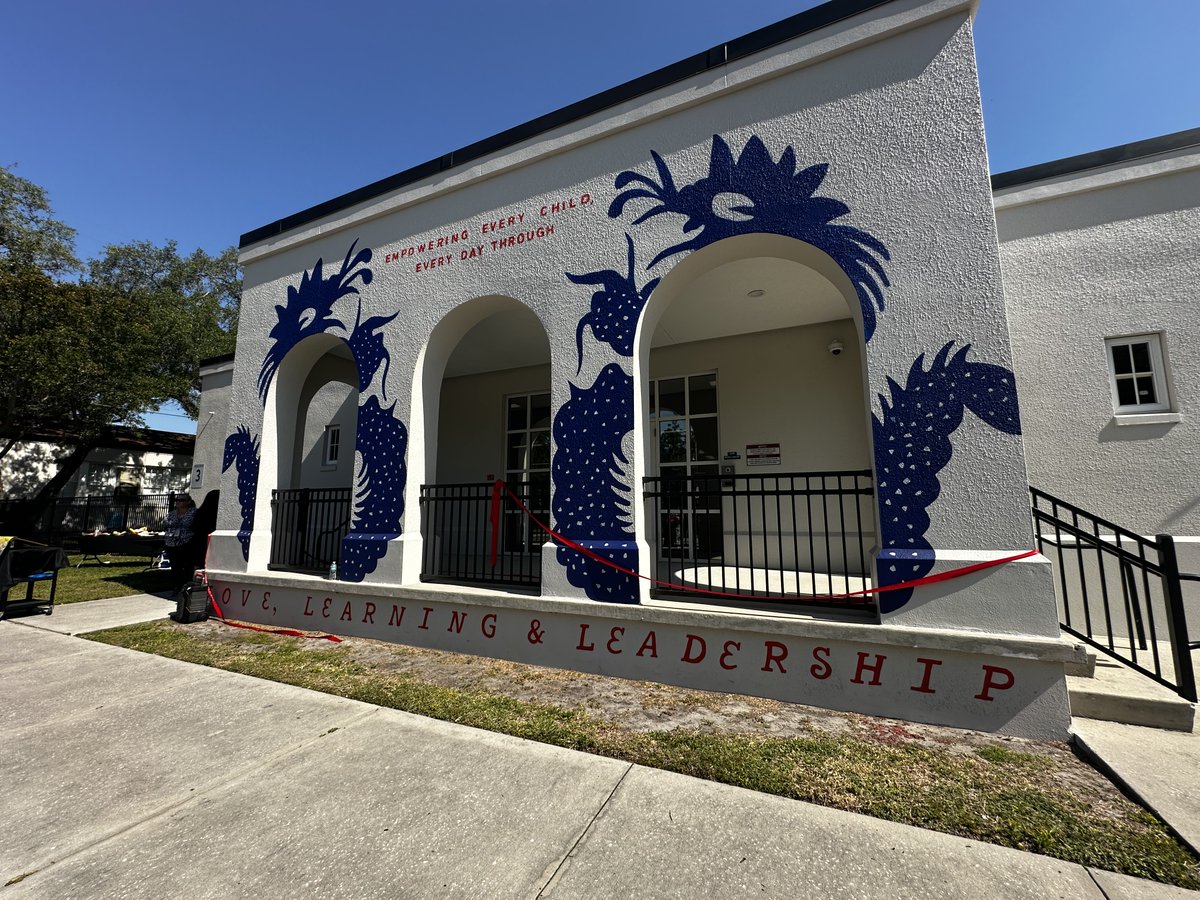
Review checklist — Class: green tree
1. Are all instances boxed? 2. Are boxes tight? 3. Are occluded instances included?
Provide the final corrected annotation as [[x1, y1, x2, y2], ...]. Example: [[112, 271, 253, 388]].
[[0, 164, 241, 523], [87, 240, 240, 417], [0, 165, 79, 276]]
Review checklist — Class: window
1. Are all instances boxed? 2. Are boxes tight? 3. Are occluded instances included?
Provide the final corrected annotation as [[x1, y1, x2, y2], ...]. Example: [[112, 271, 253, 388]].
[[503, 392, 551, 551], [323, 425, 341, 466], [1105, 334, 1171, 415], [650, 373, 721, 560]]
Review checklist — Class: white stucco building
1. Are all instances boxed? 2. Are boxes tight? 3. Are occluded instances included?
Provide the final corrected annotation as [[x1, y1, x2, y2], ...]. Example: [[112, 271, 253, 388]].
[[995, 131, 1200, 553], [1, 427, 193, 500], [194, 0, 1199, 739]]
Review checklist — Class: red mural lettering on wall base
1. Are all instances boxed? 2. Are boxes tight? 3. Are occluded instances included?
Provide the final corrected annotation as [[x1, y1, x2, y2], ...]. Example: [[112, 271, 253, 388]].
[[218, 584, 1028, 712]]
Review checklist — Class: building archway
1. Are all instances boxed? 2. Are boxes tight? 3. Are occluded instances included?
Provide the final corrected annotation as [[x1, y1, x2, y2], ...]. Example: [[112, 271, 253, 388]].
[[409, 296, 552, 587], [632, 233, 877, 612], [255, 333, 360, 573]]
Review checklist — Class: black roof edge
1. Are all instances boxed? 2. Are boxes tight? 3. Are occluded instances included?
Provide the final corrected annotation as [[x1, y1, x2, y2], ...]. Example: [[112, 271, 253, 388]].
[[991, 127, 1200, 191], [199, 352, 235, 368], [239, 0, 895, 249]]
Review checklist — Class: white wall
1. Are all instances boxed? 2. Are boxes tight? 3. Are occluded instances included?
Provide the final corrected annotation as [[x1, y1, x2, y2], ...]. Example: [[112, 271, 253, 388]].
[[295, 380, 358, 490], [997, 149, 1200, 537], [437, 364, 551, 484], [219, 0, 1054, 637], [649, 320, 870, 475], [192, 359, 234, 503]]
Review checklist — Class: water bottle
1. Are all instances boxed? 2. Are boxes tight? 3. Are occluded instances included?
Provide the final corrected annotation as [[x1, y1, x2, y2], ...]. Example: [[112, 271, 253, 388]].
[[328, 560, 338, 580]]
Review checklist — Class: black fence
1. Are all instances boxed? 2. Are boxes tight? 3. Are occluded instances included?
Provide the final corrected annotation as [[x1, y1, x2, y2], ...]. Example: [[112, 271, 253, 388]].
[[269, 488, 352, 575], [644, 469, 875, 611], [419, 481, 548, 589], [1031, 487, 1196, 701], [0, 493, 181, 543]]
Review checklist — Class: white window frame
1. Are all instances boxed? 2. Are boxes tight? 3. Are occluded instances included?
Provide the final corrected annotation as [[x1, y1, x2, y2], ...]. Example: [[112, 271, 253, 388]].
[[322, 424, 341, 466], [1105, 333, 1171, 416], [502, 391, 552, 552]]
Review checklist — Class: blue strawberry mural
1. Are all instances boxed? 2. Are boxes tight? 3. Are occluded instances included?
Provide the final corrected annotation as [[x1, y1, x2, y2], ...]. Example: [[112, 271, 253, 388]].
[[221, 425, 260, 561], [551, 364, 639, 602], [341, 395, 408, 581], [609, 134, 891, 340], [258, 241, 372, 400], [554, 133, 892, 603], [257, 240, 409, 582], [568, 234, 660, 367], [872, 342, 1021, 612]]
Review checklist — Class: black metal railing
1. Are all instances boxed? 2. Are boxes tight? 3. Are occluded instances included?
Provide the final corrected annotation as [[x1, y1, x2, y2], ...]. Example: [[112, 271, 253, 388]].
[[0, 493, 181, 543], [644, 469, 875, 611], [269, 488, 352, 575], [419, 481, 547, 588], [1031, 487, 1196, 702]]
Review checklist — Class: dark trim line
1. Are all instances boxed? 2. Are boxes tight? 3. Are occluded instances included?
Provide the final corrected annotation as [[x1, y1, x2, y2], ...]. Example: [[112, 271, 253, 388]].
[[240, 0, 895, 249], [991, 127, 1200, 191], [199, 353, 235, 368]]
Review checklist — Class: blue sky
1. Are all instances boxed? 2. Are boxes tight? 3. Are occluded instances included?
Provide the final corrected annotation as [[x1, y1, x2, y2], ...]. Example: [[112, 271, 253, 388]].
[[4, 0, 1196, 432]]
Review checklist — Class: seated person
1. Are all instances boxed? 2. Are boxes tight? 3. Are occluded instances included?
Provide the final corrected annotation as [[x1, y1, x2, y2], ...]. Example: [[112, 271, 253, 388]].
[[186, 490, 220, 574], [163, 496, 197, 586]]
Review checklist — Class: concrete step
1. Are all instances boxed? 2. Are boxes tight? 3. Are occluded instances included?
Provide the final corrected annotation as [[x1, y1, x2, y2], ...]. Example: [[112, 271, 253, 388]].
[[1064, 648, 1097, 678], [1068, 656, 1195, 732]]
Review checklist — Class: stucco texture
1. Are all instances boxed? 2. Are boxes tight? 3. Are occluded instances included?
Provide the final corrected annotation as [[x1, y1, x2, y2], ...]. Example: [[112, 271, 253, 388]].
[[999, 159, 1200, 536], [214, 0, 1051, 635]]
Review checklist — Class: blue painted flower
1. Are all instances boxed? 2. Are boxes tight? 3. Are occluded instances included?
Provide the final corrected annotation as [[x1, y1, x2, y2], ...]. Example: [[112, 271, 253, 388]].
[[610, 134, 890, 340], [258, 241, 373, 400], [567, 234, 660, 369]]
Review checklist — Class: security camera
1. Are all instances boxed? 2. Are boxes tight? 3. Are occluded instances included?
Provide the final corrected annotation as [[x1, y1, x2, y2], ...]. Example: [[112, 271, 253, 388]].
[[828, 340, 845, 356]]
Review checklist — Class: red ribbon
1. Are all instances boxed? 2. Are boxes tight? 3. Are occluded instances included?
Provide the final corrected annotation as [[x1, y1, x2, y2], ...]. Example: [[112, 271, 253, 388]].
[[197, 536, 343, 642], [490, 479, 1037, 605]]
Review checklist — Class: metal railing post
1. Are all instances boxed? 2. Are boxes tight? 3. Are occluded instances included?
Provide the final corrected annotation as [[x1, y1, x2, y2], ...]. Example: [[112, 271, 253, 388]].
[[1157, 534, 1197, 703]]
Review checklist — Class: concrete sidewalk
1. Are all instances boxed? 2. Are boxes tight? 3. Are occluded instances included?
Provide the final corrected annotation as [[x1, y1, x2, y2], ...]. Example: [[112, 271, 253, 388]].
[[1074, 719, 1200, 856], [19, 592, 175, 636], [0, 606, 1195, 899]]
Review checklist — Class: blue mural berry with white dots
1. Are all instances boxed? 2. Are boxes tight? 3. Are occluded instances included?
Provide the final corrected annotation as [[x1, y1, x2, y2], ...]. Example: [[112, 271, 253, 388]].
[[872, 342, 1021, 611], [551, 364, 639, 602], [341, 395, 408, 581], [221, 426, 260, 561]]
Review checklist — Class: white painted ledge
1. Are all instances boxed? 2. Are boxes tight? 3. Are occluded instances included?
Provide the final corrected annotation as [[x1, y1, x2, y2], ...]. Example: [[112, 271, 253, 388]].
[[1111, 412, 1182, 426]]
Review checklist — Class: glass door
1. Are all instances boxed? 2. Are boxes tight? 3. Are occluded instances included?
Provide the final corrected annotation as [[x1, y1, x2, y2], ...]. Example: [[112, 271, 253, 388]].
[[650, 373, 721, 560], [504, 392, 552, 552]]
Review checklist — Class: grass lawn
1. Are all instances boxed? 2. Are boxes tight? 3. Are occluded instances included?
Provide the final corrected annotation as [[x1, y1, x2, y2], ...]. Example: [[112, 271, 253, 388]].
[[53, 554, 177, 603], [84, 619, 1200, 889]]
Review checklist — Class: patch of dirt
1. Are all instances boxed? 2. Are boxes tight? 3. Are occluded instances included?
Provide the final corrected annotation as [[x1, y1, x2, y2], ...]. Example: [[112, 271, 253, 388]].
[[183, 617, 1091, 768]]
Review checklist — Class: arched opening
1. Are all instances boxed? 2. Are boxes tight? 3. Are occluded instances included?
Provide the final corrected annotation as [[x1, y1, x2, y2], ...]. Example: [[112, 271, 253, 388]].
[[633, 233, 878, 615], [257, 333, 359, 574], [410, 296, 552, 588]]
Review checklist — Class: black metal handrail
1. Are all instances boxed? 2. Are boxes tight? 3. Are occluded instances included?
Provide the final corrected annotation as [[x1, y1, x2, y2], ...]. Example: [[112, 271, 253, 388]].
[[419, 480, 546, 589], [1031, 486, 1196, 701], [644, 469, 875, 612], [269, 488, 352, 575]]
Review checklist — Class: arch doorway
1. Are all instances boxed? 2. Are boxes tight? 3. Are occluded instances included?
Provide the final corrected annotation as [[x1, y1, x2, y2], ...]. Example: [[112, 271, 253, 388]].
[[415, 297, 552, 588], [263, 336, 359, 574], [634, 234, 877, 614]]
